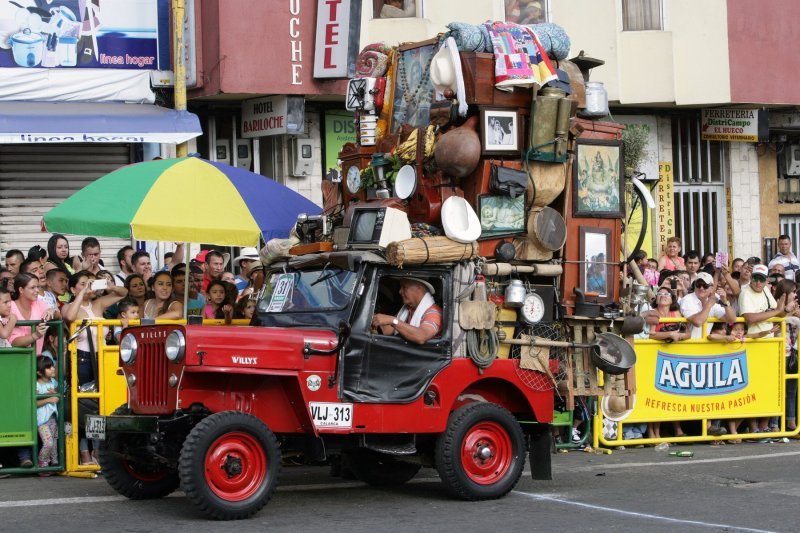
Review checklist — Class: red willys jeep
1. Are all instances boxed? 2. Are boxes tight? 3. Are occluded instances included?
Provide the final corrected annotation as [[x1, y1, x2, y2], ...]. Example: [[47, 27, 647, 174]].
[[91, 252, 554, 520]]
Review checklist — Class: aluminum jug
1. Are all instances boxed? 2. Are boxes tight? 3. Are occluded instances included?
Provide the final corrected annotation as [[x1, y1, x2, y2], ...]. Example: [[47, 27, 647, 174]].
[[504, 279, 526, 308]]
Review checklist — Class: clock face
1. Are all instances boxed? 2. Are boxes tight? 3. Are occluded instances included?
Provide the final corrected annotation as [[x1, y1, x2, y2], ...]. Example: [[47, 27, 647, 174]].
[[521, 292, 545, 324], [346, 165, 361, 194]]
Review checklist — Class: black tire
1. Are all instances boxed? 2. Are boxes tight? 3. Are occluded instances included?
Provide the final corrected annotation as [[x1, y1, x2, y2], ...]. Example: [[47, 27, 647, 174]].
[[98, 405, 179, 500], [179, 411, 281, 520], [435, 403, 525, 500], [624, 183, 648, 264], [343, 450, 421, 486]]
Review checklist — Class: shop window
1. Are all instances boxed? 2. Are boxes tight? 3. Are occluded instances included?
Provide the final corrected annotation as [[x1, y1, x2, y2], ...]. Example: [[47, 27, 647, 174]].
[[373, 0, 420, 19], [504, 0, 548, 24], [622, 0, 663, 31]]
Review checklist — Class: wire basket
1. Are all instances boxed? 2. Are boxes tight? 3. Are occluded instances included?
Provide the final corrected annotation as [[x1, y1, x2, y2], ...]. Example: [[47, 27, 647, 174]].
[[510, 322, 569, 392]]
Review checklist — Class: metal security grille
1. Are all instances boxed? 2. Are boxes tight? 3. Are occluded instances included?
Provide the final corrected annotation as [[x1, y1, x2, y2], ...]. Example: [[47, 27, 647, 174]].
[[779, 216, 800, 258], [671, 115, 728, 255], [0, 144, 132, 269]]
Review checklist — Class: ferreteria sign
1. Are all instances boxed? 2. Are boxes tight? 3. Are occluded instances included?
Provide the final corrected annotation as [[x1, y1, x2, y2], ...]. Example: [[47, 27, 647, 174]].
[[701, 108, 766, 142]]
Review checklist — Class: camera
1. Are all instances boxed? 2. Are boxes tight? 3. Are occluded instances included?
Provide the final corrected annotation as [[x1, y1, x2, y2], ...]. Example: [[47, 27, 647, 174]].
[[670, 277, 677, 289], [90, 279, 108, 291]]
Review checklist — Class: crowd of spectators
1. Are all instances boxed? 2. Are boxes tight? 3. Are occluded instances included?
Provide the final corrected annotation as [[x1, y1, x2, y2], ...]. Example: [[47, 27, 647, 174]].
[[0, 236, 264, 471], [630, 234, 800, 445]]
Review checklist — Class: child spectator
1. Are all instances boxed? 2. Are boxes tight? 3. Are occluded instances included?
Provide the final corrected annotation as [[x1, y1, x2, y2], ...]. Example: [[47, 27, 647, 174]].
[[233, 297, 256, 320], [40, 325, 60, 362], [0, 286, 16, 348], [204, 280, 234, 322], [112, 298, 140, 344], [35, 356, 59, 474], [42, 268, 69, 310]]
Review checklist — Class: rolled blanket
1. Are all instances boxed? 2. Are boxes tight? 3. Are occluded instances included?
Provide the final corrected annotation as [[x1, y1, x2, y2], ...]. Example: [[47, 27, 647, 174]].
[[525, 22, 571, 60], [356, 51, 389, 78], [447, 22, 492, 52]]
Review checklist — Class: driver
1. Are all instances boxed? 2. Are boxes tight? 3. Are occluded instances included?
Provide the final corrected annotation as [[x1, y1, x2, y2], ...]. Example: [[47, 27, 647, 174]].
[[372, 277, 441, 344]]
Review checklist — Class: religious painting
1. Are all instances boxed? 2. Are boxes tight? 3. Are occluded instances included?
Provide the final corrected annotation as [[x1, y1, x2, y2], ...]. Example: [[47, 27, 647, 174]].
[[573, 139, 624, 218], [390, 38, 437, 132]]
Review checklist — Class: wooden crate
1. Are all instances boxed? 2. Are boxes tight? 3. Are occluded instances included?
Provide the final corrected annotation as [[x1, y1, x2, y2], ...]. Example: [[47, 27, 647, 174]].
[[460, 52, 533, 112]]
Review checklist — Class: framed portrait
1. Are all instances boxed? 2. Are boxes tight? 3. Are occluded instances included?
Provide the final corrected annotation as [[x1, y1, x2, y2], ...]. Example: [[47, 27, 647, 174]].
[[390, 38, 437, 133], [480, 107, 520, 156], [478, 195, 526, 237], [579, 226, 611, 299], [572, 139, 624, 218]]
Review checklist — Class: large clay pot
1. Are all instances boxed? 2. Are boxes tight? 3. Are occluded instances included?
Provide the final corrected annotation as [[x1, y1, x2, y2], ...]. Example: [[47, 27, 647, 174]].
[[435, 116, 481, 178]]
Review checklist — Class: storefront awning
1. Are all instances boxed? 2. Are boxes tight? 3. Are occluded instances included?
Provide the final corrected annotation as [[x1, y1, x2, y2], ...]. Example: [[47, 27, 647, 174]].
[[0, 102, 202, 144]]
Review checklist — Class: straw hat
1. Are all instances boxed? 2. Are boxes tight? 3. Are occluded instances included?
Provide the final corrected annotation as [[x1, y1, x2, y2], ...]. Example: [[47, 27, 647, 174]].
[[391, 276, 435, 295], [602, 394, 636, 422]]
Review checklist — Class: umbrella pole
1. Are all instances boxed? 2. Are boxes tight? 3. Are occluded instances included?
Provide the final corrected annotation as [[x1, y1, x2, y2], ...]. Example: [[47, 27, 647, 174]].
[[183, 242, 190, 320]]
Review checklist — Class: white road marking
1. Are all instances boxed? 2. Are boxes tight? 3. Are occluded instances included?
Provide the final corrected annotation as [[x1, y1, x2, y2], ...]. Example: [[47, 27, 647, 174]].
[[1, 450, 797, 510], [564, 449, 800, 472], [514, 491, 776, 533]]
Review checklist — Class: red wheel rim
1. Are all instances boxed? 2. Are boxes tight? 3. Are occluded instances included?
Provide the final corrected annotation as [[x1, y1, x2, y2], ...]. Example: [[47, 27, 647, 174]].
[[205, 432, 267, 502], [460, 421, 512, 485]]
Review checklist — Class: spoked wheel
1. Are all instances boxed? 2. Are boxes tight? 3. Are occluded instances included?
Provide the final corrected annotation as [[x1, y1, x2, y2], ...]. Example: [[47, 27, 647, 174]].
[[179, 412, 281, 520], [436, 403, 525, 500], [98, 405, 179, 500], [623, 180, 648, 264]]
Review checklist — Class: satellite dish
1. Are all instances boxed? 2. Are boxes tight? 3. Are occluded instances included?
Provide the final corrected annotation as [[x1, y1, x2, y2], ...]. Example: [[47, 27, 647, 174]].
[[394, 165, 417, 200], [441, 196, 481, 243]]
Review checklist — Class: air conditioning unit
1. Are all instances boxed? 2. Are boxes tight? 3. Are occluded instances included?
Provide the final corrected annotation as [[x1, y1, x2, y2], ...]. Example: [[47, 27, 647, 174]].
[[786, 144, 800, 176]]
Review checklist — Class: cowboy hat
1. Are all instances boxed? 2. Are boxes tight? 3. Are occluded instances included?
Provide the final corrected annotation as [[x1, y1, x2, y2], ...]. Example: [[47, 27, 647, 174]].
[[602, 394, 636, 422], [391, 276, 435, 295], [430, 44, 458, 95], [233, 247, 259, 267]]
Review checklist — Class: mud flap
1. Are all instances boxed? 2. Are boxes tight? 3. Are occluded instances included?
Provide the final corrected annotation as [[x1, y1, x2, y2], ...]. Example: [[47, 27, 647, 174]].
[[528, 426, 552, 480]]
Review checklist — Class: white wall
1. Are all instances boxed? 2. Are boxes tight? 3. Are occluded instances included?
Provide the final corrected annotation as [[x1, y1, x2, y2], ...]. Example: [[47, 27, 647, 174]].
[[729, 142, 762, 259]]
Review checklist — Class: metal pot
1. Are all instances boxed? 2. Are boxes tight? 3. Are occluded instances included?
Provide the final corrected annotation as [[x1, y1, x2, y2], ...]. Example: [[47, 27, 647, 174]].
[[9, 28, 43, 67], [590, 333, 637, 375], [504, 279, 526, 307]]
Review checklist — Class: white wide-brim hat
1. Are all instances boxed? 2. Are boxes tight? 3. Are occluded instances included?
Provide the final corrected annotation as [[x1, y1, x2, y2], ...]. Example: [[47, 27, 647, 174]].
[[430, 45, 458, 94], [233, 247, 260, 266]]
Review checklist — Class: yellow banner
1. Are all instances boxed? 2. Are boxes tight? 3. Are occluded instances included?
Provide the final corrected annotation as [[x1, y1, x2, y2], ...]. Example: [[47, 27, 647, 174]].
[[623, 338, 784, 422], [656, 162, 674, 254]]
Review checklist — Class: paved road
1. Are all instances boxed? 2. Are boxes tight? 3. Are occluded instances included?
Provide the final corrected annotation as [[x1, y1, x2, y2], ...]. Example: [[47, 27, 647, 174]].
[[2, 442, 799, 532]]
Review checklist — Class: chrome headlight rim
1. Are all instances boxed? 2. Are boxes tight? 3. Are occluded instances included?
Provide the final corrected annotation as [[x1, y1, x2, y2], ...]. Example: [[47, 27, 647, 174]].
[[120, 333, 138, 365], [165, 330, 186, 362]]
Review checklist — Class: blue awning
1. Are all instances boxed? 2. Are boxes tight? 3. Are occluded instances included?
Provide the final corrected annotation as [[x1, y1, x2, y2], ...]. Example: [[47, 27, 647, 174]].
[[0, 102, 202, 144]]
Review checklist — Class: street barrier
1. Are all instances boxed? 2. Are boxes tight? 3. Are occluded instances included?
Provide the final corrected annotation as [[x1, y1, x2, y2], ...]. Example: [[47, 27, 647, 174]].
[[64, 318, 250, 478], [597, 317, 800, 448], [0, 321, 65, 476]]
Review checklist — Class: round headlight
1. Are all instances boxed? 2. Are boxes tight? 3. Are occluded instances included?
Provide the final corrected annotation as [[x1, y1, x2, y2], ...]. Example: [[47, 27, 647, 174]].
[[165, 330, 186, 362], [120, 333, 138, 364]]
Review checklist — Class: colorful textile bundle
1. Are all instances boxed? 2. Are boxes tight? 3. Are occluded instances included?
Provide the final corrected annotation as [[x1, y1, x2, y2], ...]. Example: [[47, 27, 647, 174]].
[[355, 43, 391, 78], [485, 22, 557, 91]]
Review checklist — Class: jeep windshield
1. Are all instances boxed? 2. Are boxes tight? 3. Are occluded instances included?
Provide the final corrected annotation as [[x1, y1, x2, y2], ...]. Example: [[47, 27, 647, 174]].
[[255, 266, 360, 329]]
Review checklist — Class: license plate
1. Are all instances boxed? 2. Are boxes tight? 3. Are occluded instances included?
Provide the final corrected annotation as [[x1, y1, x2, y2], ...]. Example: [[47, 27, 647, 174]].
[[85, 415, 106, 440], [309, 402, 353, 429]]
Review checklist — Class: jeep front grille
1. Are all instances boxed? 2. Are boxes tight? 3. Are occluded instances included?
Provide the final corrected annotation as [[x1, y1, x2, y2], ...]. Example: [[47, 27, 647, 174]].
[[135, 329, 170, 408]]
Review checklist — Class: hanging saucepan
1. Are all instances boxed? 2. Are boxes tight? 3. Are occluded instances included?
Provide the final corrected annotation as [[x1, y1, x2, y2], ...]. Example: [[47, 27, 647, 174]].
[[9, 28, 44, 67], [503, 332, 636, 376], [590, 332, 637, 375]]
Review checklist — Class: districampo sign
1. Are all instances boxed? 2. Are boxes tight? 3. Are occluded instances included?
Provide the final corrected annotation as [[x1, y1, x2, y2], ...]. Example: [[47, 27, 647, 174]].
[[701, 108, 765, 142]]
